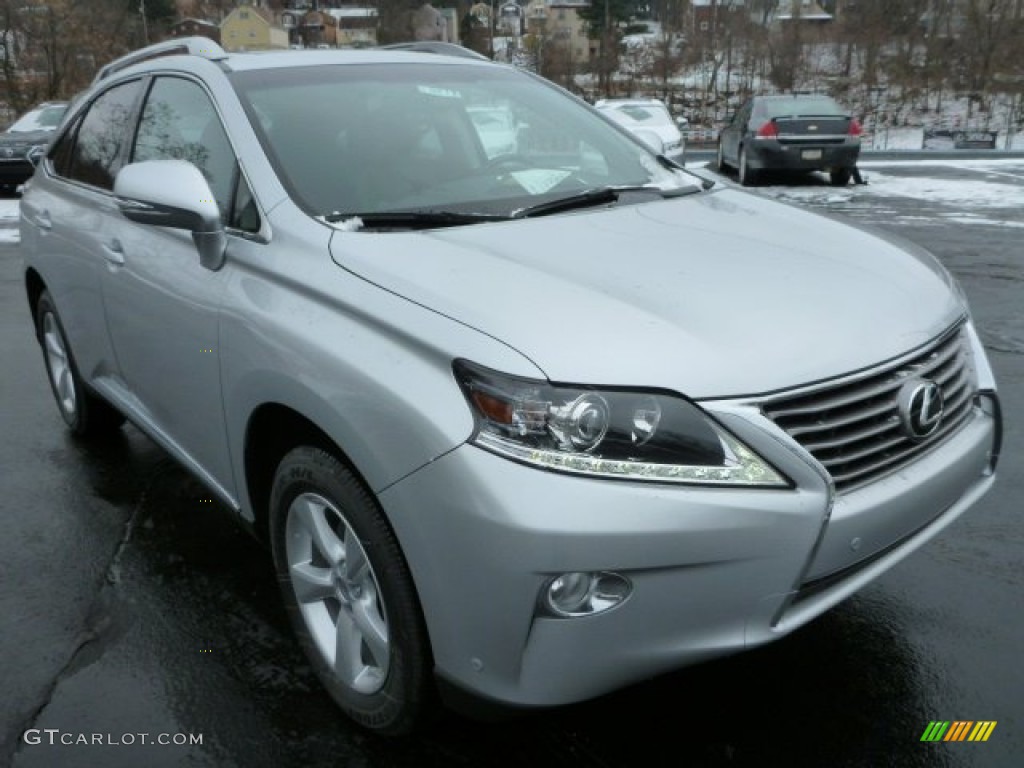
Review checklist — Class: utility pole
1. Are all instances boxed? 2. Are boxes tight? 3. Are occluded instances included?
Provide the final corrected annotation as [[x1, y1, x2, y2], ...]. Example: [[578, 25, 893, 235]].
[[603, 0, 610, 97], [140, 0, 149, 44]]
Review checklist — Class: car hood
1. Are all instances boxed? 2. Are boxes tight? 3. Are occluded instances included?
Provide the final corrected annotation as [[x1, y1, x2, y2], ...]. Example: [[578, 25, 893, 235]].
[[329, 189, 964, 398]]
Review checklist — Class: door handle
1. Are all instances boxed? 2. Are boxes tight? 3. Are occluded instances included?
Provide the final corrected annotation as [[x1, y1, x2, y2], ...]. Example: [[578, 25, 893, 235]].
[[102, 238, 125, 266], [34, 209, 53, 231]]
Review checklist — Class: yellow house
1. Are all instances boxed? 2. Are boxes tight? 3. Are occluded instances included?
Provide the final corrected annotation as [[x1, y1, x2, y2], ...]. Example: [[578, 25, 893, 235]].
[[221, 4, 288, 52], [525, 1, 591, 63]]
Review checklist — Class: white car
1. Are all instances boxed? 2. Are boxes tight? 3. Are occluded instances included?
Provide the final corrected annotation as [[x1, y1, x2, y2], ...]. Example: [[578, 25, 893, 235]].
[[595, 98, 687, 164]]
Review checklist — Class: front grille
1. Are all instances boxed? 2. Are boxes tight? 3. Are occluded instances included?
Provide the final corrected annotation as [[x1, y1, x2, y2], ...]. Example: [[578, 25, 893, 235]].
[[762, 326, 974, 492]]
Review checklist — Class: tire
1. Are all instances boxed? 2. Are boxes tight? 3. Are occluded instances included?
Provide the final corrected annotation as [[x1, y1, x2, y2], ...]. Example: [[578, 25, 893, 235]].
[[738, 146, 758, 186], [36, 290, 125, 438], [269, 446, 432, 735], [716, 142, 729, 172], [830, 167, 853, 187]]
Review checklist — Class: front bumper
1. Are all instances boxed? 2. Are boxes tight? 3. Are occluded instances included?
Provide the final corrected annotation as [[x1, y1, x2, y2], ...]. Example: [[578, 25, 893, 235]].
[[379, 397, 997, 708], [0, 157, 35, 184]]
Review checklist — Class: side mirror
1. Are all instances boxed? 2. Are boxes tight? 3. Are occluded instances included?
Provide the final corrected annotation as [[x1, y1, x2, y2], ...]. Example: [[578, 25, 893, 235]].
[[114, 160, 227, 271], [27, 145, 46, 167]]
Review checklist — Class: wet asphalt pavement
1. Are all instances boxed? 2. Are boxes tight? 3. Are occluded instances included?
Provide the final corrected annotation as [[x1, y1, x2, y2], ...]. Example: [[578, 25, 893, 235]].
[[2, 163, 1022, 768]]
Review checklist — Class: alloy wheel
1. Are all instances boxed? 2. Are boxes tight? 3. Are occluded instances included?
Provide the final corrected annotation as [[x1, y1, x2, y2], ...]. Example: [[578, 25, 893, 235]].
[[285, 491, 390, 694], [42, 311, 77, 419]]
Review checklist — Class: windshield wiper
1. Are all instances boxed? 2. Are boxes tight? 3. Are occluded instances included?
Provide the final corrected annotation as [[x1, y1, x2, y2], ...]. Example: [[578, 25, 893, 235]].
[[321, 210, 509, 231], [511, 184, 699, 219]]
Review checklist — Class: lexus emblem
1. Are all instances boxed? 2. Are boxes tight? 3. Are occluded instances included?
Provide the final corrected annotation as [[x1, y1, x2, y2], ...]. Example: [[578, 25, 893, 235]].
[[808, 124, 818, 131], [897, 380, 943, 441]]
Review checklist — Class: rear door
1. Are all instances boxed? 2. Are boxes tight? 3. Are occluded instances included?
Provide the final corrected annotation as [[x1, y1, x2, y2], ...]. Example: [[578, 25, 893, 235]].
[[21, 80, 146, 387], [721, 100, 750, 163]]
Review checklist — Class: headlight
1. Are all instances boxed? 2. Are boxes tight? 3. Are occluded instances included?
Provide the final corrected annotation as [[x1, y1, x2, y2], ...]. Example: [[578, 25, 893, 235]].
[[454, 360, 789, 487]]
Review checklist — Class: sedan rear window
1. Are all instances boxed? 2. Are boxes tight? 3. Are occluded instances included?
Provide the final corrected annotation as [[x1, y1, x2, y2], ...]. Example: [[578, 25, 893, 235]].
[[760, 97, 845, 118]]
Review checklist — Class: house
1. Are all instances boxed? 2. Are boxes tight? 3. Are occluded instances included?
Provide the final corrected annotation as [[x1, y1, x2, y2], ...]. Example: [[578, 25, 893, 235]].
[[220, 3, 288, 52], [525, 0, 592, 63], [690, 0, 747, 37], [169, 18, 221, 44], [324, 7, 380, 48], [297, 10, 339, 48], [775, 0, 833, 23]]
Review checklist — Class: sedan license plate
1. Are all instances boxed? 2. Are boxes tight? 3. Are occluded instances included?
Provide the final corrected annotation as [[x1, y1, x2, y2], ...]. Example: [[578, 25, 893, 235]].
[[802, 149, 823, 160]]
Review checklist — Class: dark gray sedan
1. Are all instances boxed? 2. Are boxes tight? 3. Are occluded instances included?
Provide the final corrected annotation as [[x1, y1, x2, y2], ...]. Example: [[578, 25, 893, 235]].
[[0, 101, 67, 190], [717, 94, 861, 186]]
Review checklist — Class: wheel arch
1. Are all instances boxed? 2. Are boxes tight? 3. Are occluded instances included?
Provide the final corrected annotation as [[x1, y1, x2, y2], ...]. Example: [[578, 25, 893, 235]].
[[243, 401, 374, 545]]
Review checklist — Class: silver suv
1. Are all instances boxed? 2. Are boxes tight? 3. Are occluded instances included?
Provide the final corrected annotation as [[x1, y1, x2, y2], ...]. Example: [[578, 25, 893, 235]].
[[21, 39, 1000, 734]]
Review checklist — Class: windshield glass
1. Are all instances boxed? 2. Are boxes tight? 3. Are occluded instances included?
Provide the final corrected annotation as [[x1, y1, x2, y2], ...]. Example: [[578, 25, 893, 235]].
[[230, 64, 687, 218], [8, 104, 67, 133]]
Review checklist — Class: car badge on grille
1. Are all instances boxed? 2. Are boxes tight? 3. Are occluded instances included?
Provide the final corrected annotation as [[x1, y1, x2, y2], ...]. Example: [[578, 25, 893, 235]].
[[897, 379, 944, 441], [808, 125, 818, 131]]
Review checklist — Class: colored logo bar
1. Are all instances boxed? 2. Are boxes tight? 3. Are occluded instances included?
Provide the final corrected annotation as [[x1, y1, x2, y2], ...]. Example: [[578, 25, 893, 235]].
[[921, 721, 997, 742]]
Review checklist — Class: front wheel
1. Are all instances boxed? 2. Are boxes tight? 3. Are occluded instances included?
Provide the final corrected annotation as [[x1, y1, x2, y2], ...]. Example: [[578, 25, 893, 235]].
[[270, 447, 432, 735], [716, 142, 729, 172], [36, 290, 124, 438]]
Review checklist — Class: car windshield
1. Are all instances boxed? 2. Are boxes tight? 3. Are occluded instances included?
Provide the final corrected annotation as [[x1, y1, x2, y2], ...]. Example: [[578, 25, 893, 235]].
[[760, 96, 845, 118], [8, 104, 67, 132], [230, 63, 689, 218]]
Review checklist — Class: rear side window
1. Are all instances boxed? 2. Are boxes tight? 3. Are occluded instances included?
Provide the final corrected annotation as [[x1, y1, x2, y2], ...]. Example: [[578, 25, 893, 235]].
[[64, 80, 144, 190]]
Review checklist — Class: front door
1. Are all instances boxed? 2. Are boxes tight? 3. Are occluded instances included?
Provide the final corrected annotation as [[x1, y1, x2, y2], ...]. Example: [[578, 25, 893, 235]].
[[101, 76, 243, 502]]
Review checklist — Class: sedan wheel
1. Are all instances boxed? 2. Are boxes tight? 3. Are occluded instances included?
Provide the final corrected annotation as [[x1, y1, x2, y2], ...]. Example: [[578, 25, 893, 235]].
[[830, 167, 853, 187], [738, 147, 758, 187], [270, 447, 431, 734], [36, 290, 124, 437], [717, 142, 729, 172]]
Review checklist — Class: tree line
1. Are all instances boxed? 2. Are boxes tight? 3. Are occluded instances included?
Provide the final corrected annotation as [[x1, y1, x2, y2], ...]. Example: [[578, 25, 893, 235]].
[[3, 0, 1022, 131]]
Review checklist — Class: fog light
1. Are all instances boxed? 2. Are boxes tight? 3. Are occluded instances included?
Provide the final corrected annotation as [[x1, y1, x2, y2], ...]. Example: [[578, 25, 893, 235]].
[[543, 571, 631, 617]]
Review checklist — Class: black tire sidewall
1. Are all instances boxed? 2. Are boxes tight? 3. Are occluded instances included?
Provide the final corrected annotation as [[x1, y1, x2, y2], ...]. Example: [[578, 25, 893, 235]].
[[269, 446, 430, 735], [36, 291, 87, 432], [830, 168, 852, 186]]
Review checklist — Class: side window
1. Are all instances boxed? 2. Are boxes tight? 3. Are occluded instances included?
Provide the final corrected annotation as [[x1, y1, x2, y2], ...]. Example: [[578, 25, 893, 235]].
[[132, 77, 239, 223], [65, 80, 144, 190], [48, 113, 83, 178]]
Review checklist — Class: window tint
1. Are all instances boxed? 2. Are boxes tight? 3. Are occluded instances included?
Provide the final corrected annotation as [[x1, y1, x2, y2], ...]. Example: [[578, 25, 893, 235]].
[[133, 77, 239, 222], [66, 80, 143, 190]]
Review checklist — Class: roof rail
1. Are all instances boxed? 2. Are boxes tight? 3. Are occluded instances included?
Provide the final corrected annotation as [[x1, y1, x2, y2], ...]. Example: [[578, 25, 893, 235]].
[[378, 41, 490, 61], [93, 37, 228, 83]]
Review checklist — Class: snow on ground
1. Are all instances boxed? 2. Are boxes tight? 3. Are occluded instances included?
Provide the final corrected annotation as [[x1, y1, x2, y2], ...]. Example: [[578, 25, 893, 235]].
[[712, 158, 1024, 229], [0, 198, 19, 242]]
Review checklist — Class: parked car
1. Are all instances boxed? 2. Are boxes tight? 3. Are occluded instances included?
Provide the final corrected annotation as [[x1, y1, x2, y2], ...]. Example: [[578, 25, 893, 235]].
[[0, 101, 68, 190], [22, 38, 999, 735], [717, 94, 861, 186], [594, 97, 687, 164]]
